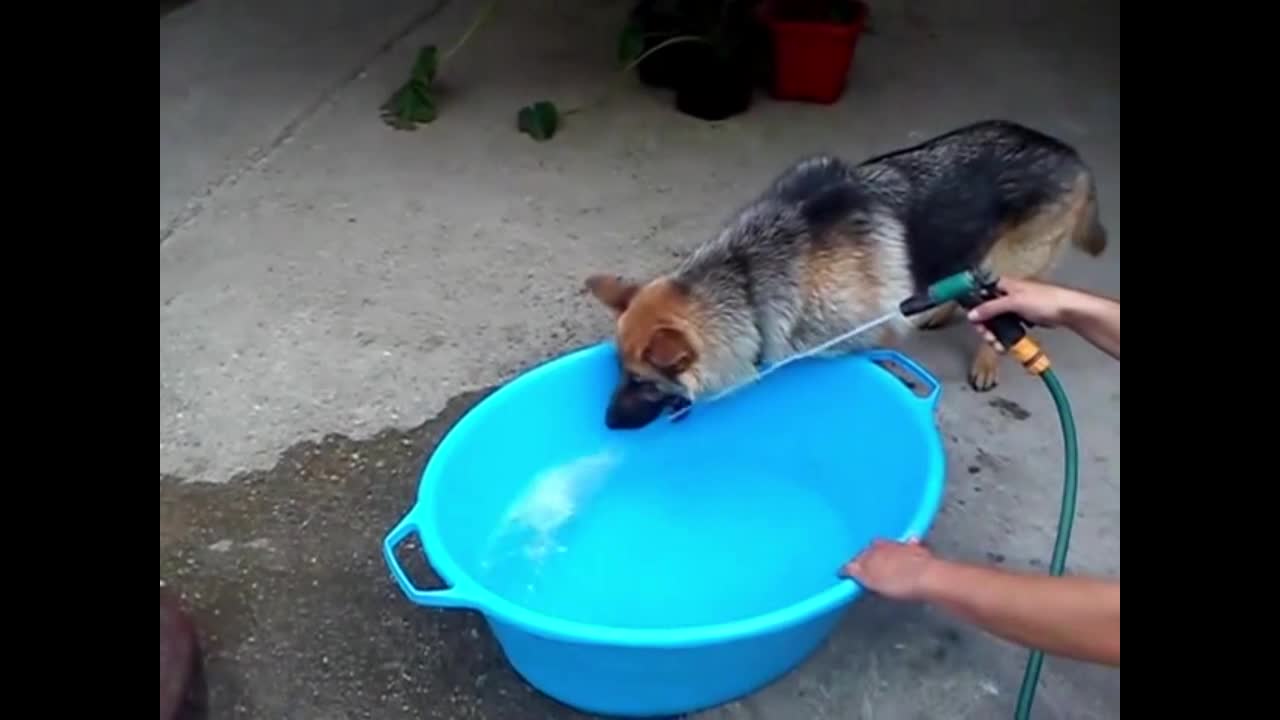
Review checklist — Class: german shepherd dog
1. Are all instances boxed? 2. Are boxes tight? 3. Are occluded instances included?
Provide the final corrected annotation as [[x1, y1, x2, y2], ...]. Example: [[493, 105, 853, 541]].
[[585, 120, 1108, 429]]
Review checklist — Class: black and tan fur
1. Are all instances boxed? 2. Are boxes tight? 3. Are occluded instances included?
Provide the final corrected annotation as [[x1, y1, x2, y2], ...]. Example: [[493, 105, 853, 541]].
[[587, 120, 1108, 429]]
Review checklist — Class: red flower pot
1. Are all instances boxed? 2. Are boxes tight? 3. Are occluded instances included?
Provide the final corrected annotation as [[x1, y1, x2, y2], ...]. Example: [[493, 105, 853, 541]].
[[760, 0, 870, 104]]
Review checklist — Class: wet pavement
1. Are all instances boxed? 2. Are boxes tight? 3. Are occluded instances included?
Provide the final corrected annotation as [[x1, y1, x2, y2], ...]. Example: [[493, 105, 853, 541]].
[[160, 379, 1118, 720], [161, 387, 599, 720]]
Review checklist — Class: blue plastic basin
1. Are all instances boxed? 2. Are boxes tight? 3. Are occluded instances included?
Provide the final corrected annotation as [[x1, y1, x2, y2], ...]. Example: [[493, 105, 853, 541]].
[[384, 341, 945, 717]]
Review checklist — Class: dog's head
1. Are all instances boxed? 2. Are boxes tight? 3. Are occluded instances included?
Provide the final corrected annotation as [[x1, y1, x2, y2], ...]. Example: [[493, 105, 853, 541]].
[[586, 274, 700, 429]]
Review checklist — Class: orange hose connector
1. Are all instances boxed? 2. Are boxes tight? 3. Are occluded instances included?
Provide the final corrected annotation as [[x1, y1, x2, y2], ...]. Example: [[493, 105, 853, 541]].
[[1008, 336, 1051, 375]]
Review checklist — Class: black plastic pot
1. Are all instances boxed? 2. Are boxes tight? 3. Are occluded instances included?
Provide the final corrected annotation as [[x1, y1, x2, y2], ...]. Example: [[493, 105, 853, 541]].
[[674, 45, 754, 121], [627, 1, 692, 89], [636, 39, 704, 90]]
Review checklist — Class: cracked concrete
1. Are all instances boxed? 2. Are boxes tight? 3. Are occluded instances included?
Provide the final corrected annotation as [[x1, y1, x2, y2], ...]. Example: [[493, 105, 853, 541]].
[[159, 0, 454, 239], [160, 0, 1118, 487], [160, 0, 1119, 717]]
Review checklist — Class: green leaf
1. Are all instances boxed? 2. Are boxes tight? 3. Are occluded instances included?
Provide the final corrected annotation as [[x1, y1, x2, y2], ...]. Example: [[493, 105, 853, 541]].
[[381, 78, 437, 130], [407, 83, 437, 123], [379, 44, 442, 130], [617, 22, 645, 67], [517, 101, 560, 141], [412, 45, 439, 85]]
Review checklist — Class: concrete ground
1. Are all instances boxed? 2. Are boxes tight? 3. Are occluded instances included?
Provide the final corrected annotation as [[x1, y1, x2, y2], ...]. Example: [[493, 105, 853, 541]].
[[160, 0, 1119, 717]]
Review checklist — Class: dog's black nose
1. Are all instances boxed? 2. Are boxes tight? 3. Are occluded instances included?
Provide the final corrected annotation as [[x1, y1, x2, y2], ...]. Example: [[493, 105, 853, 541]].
[[605, 404, 661, 430], [604, 375, 687, 430]]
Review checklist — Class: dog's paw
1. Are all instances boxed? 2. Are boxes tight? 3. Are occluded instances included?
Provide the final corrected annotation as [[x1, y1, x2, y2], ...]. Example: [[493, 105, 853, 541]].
[[968, 369, 999, 392], [968, 347, 1000, 392]]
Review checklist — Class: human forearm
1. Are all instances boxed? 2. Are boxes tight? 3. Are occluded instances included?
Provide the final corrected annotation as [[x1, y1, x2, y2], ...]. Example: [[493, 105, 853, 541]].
[[1060, 291, 1120, 360], [965, 279, 1119, 361], [918, 559, 1121, 666]]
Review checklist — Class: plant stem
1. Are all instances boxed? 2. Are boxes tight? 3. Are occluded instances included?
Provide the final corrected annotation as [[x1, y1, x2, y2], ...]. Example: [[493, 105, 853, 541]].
[[562, 34, 712, 116], [442, 0, 501, 65]]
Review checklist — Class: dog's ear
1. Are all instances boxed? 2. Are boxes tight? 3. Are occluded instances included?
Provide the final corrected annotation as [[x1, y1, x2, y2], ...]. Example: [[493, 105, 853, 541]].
[[585, 274, 640, 314], [644, 327, 694, 375]]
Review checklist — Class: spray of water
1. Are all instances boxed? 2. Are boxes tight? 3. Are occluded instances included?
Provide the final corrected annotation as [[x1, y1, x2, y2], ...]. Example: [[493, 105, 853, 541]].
[[669, 311, 903, 420], [478, 448, 620, 578]]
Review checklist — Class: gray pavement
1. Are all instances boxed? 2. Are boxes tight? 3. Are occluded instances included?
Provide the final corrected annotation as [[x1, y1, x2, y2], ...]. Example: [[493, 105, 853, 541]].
[[160, 0, 1120, 717]]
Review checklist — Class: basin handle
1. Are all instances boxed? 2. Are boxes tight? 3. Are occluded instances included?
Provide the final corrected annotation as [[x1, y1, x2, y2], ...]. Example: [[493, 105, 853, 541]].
[[866, 349, 942, 409], [383, 511, 480, 610]]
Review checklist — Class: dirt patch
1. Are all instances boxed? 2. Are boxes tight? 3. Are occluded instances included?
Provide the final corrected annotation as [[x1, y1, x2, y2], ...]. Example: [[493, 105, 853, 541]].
[[159, 387, 606, 720]]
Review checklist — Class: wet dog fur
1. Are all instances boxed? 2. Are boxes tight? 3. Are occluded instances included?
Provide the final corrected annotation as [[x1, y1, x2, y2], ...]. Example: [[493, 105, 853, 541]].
[[586, 120, 1108, 429]]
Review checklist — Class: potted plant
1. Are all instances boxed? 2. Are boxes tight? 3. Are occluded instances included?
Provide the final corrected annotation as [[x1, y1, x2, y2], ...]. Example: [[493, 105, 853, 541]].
[[672, 34, 755, 122], [624, 0, 703, 90], [758, 0, 870, 104], [621, 0, 765, 122]]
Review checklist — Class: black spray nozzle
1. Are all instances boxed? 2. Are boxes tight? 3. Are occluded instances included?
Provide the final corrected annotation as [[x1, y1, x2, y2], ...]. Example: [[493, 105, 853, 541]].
[[899, 268, 991, 317], [899, 293, 939, 317], [900, 268, 1030, 349]]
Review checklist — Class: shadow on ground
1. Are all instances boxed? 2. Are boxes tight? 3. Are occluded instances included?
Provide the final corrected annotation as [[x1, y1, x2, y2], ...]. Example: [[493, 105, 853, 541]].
[[160, 387, 606, 720]]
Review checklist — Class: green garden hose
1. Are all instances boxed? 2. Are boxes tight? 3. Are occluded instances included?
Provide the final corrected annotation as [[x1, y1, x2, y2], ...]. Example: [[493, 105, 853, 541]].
[[900, 269, 1085, 719], [1013, 367, 1079, 720]]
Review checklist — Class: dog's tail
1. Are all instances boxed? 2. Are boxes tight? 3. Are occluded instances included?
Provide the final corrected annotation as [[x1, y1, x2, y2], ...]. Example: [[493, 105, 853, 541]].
[[1072, 177, 1108, 257]]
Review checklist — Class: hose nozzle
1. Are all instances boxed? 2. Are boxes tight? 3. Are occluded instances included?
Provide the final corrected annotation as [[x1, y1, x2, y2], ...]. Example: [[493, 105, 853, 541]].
[[900, 268, 1051, 375], [899, 269, 992, 315]]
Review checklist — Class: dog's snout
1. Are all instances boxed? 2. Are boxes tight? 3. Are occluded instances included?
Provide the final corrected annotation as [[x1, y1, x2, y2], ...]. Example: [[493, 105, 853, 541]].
[[604, 375, 682, 430], [605, 402, 662, 430]]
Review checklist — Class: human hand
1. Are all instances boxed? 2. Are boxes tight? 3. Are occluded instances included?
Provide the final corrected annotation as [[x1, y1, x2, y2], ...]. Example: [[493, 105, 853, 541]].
[[839, 538, 937, 601], [966, 277, 1082, 352]]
